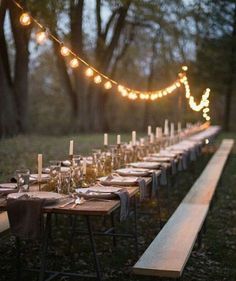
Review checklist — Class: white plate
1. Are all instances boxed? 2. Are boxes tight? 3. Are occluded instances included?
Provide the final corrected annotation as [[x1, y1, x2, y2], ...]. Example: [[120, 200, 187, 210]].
[[99, 176, 139, 186], [30, 174, 50, 182], [129, 162, 161, 169], [77, 186, 122, 194], [116, 168, 150, 177], [7, 191, 64, 201], [0, 183, 17, 189]]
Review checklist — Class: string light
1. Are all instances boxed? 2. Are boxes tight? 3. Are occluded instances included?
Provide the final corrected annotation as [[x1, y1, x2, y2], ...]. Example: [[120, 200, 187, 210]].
[[15, 0, 212, 122], [69, 58, 79, 68], [104, 81, 112, 90], [94, 75, 102, 84], [19, 12, 31, 26], [85, 68, 94, 77], [35, 30, 47, 45], [60, 46, 70, 56]]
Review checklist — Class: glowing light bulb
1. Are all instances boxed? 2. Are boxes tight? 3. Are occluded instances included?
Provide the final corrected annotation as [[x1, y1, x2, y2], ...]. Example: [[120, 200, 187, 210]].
[[60, 46, 70, 56], [20, 13, 31, 26], [104, 81, 112, 90], [69, 58, 79, 68], [118, 85, 124, 92], [35, 31, 47, 45], [85, 68, 94, 77], [94, 75, 102, 84], [182, 65, 188, 72]]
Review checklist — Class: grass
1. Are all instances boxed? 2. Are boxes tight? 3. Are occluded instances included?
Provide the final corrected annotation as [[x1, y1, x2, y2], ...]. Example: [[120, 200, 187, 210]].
[[0, 132, 236, 281], [0, 133, 136, 182]]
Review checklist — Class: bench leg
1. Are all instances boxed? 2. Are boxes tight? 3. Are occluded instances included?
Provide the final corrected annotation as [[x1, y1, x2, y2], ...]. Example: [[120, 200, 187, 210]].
[[16, 237, 21, 281], [86, 216, 103, 281], [197, 230, 202, 249], [110, 213, 117, 248]]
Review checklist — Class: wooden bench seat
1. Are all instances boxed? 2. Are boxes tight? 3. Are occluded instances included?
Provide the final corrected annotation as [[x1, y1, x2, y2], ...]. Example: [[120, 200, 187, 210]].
[[133, 139, 234, 278], [0, 212, 9, 234]]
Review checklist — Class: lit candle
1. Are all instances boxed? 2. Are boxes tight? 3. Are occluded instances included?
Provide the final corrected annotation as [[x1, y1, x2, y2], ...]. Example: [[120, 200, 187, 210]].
[[150, 133, 154, 143], [164, 119, 169, 136], [82, 158, 87, 175], [155, 127, 160, 138], [69, 140, 74, 156], [37, 154, 42, 182], [140, 138, 144, 145], [178, 122, 182, 133], [117, 135, 121, 145], [132, 131, 136, 146], [159, 127, 163, 138], [148, 125, 152, 136], [170, 123, 175, 138], [104, 133, 108, 146]]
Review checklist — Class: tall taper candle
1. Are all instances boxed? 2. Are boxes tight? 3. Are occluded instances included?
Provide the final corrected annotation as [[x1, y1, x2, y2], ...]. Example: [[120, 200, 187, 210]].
[[170, 123, 175, 138], [155, 127, 160, 138], [117, 135, 121, 145], [104, 133, 108, 146], [164, 119, 169, 135], [82, 158, 87, 175], [38, 154, 42, 182], [148, 125, 152, 136], [132, 131, 136, 146], [150, 133, 154, 143], [69, 140, 74, 156], [178, 122, 182, 133]]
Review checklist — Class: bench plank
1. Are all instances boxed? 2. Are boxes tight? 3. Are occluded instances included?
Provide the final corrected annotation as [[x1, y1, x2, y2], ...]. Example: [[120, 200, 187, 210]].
[[133, 203, 209, 277], [183, 139, 234, 205], [134, 139, 234, 278], [0, 212, 9, 234]]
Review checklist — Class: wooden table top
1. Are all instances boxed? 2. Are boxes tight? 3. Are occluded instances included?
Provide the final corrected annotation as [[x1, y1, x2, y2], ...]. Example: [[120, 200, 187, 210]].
[[44, 185, 139, 216], [0, 185, 140, 216]]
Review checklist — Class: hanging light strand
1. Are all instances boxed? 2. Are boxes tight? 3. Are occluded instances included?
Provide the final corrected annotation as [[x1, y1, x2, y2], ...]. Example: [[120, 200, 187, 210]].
[[14, 0, 211, 121]]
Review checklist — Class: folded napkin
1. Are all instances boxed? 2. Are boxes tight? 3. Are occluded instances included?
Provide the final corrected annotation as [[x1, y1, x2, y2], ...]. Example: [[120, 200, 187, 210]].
[[171, 160, 177, 175], [137, 178, 146, 201], [0, 183, 17, 189], [151, 171, 160, 198], [113, 189, 130, 221], [77, 187, 130, 221], [160, 167, 167, 185], [7, 196, 45, 240]]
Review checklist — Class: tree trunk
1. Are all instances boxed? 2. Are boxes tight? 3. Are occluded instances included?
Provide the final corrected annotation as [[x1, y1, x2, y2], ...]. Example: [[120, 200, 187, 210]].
[[0, 51, 18, 137], [92, 1, 131, 132], [52, 40, 79, 130], [70, 0, 90, 132], [224, 2, 236, 131], [0, 0, 18, 137], [9, 0, 30, 133]]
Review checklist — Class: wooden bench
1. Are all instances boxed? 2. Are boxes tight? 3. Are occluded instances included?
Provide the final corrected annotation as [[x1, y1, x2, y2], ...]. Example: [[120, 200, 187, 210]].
[[0, 212, 9, 234], [133, 139, 234, 278]]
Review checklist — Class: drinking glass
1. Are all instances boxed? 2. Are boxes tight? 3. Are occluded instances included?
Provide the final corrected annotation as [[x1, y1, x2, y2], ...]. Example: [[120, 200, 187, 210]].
[[15, 169, 30, 192], [49, 160, 61, 193]]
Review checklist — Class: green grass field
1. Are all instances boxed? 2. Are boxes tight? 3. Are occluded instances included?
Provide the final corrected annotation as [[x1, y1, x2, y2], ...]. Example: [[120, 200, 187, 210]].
[[0, 132, 236, 281], [0, 133, 136, 182]]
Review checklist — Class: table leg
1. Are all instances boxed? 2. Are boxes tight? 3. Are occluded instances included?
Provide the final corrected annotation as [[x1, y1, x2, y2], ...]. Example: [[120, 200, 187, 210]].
[[39, 213, 51, 281], [86, 216, 102, 281], [156, 187, 163, 229], [15, 237, 21, 281], [134, 196, 139, 258], [110, 213, 117, 248]]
